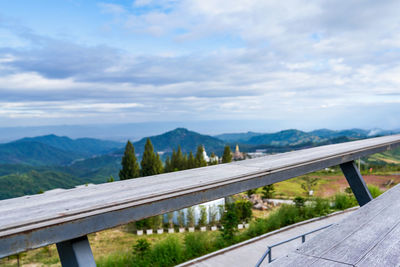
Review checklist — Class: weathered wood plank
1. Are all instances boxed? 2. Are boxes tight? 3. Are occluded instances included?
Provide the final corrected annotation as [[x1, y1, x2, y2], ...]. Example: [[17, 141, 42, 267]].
[[269, 252, 352, 266], [356, 222, 400, 266], [296, 184, 400, 262], [0, 134, 399, 258], [272, 184, 400, 266]]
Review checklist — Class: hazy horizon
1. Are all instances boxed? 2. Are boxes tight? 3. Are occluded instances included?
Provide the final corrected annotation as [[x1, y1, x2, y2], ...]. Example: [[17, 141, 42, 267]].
[[0, 121, 398, 143]]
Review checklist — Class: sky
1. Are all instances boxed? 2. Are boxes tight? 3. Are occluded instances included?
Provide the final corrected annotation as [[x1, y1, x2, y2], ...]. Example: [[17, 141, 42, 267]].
[[0, 0, 400, 132]]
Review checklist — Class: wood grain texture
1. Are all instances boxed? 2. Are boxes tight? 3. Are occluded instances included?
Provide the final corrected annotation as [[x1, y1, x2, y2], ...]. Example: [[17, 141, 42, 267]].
[[269, 252, 353, 266], [271, 183, 400, 266], [1, 134, 400, 257]]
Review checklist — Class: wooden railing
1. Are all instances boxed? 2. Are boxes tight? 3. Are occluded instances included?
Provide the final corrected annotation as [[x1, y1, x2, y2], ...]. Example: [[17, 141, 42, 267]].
[[1, 134, 400, 266]]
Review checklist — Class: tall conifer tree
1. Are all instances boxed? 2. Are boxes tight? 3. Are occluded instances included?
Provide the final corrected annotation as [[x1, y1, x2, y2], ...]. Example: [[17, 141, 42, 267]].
[[164, 156, 172, 173], [187, 151, 196, 169], [140, 138, 162, 176], [222, 145, 233, 163], [119, 141, 140, 180]]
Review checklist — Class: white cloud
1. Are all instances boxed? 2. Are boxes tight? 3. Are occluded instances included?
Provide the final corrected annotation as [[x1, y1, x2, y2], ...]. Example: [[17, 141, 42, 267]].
[[0, 1, 400, 129]]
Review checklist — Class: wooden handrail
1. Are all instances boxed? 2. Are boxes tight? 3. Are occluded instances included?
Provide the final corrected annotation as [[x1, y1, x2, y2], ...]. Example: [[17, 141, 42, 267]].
[[1, 134, 400, 264]]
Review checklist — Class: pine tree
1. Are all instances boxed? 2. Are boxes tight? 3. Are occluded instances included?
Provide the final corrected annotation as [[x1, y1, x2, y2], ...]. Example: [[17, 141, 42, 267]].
[[222, 145, 232, 163], [195, 145, 207, 167], [164, 156, 172, 173], [119, 141, 140, 180], [155, 153, 164, 174], [140, 138, 162, 177], [187, 151, 196, 169]]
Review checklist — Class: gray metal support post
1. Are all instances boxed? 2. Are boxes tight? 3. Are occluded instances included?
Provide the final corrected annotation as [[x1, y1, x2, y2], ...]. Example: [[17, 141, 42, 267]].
[[340, 161, 373, 206], [56, 235, 96, 267]]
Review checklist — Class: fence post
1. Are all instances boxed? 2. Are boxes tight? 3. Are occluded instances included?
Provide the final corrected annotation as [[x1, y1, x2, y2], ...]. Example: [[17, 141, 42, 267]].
[[56, 235, 96, 267]]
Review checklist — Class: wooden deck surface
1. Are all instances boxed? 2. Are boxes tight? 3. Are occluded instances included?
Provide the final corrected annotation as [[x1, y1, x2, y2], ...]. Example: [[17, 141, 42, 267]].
[[1, 134, 400, 258], [271, 183, 400, 266]]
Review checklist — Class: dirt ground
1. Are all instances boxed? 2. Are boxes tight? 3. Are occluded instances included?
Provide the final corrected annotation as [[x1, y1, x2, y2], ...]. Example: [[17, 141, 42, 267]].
[[318, 175, 400, 197]]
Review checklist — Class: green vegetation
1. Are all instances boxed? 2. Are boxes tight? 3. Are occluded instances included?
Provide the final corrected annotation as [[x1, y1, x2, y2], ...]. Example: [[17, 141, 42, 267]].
[[221, 145, 232, 163], [195, 145, 207, 167], [119, 141, 140, 180], [262, 184, 275, 199], [140, 139, 163, 177]]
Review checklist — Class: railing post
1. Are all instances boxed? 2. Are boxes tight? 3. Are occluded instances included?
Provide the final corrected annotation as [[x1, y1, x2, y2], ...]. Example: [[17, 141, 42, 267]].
[[56, 235, 96, 267], [268, 247, 272, 263], [301, 235, 305, 243], [340, 160, 373, 206]]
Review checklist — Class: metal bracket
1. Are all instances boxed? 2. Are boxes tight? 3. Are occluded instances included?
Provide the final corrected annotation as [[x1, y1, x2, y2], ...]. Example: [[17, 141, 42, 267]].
[[56, 235, 96, 267], [340, 161, 373, 206]]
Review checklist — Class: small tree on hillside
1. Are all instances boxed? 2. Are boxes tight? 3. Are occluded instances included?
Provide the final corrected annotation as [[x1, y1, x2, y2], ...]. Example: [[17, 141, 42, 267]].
[[164, 156, 172, 173], [195, 145, 207, 167], [140, 139, 163, 177], [187, 151, 196, 169], [155, 153, 163, 174], [222, 145, 232, 163], [119, 141, 140, 180]]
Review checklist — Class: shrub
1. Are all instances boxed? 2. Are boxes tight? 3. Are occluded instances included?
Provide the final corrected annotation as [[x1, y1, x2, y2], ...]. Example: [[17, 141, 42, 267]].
[[235, 199, 253, 223], [133, 239, 150, 259], [367, 184, 383, 198], [312, 197, 331, 216], [294, 196, 305, 208], [262, 184, 275, 199], [184, 232, 215, 259], [333, 193, 356, 210], [150, 236, 184, 266]]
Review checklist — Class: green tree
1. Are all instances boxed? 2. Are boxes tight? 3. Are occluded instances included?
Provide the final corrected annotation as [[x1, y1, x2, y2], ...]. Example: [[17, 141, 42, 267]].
[[262, 184, 275, 199], [195, 145, 207, 167], [155, 153, 164, 174], [246, 189, 256, 197], [222, 145, 232, 163], [221, 203, 238, 242], [300, 176, 319, 197], [171, 146, 186, 171], [119, 141, 140, 180], [187, 207, 195, 227], [178, 210, 185, 228], [133, 238, 151, 259], [187, 151, 196, 169], [164, 156, 172, 173], [140, 139, 162, 177]]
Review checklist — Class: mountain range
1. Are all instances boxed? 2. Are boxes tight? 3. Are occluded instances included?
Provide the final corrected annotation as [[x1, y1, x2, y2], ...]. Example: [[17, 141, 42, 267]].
[[0, 127, 399, 200]]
